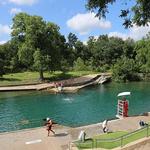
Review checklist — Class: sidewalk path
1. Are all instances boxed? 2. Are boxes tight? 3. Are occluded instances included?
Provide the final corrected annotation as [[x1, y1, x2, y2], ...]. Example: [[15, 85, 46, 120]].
[[0, 115, 150, 150]]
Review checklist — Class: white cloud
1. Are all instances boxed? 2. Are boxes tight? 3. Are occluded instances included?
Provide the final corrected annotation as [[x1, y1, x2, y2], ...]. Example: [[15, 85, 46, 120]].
[[83, 40, 87, 45], [108, 24, 150, 41], [108, 32, 128, 40], [0, 40, 7, 45], [129, 25, 150, 40], [9, 0, 38, 5], [67, 12, 111, 35], [10, 8, 22, 14], [0, 24, 11, 36]]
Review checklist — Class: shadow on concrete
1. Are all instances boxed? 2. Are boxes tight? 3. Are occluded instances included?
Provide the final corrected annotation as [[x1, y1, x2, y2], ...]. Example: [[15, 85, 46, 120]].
[[54, 132, 68, 137]]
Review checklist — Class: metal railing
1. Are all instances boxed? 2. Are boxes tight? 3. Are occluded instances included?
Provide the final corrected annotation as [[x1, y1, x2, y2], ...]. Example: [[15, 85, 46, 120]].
[[71, 124, 150, 150], [72, 139, 94, 150]]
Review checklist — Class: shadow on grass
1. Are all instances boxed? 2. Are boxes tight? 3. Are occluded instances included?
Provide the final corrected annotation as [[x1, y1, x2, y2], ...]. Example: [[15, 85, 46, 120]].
[[0, 77, 21, 81], [75, 138, 94, 149], [44, 72, 79, 82]]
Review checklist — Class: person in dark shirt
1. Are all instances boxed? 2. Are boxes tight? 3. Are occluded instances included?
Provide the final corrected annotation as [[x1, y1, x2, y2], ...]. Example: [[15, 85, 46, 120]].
[[45, 118, 55, 136], [139, 120, 148, 127]]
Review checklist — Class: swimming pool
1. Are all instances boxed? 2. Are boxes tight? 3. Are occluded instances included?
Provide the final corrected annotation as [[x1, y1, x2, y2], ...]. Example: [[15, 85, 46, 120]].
[[0, 82, 150, 132]]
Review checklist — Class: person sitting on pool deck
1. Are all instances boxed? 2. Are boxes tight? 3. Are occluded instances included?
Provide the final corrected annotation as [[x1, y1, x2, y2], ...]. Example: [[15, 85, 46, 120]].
[[139, 120, 148, 128]]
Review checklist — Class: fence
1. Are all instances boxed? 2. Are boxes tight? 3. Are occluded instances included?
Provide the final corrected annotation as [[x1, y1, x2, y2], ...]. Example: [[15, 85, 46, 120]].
[[71, 124, 150, 150]]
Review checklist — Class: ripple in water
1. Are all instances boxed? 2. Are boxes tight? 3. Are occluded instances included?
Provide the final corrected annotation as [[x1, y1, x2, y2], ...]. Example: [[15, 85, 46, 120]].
[[62, 97, 74, 102]]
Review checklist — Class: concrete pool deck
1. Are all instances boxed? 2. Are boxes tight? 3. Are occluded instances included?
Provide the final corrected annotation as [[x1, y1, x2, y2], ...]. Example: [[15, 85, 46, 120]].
[[1, 115, 150, 150]]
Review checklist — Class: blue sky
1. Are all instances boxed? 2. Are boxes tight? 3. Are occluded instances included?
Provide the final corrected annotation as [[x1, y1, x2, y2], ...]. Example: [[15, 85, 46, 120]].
[[0, 0, 150, 44]]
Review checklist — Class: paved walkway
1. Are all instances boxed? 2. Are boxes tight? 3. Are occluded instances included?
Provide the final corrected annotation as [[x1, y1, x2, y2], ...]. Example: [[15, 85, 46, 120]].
[[1, 115, 150, 150]]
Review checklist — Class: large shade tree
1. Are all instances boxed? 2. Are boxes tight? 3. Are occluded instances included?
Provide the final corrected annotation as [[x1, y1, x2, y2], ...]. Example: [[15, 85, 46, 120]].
[[11, 13, 66, 80]]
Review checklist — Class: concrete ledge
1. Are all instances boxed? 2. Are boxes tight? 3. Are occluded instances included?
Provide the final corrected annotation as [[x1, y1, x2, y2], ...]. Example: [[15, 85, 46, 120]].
[[113, 137, 150, 150]]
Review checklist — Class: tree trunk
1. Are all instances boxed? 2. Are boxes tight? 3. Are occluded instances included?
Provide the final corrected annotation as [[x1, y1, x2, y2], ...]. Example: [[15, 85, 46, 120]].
[[39, 69, 44, 81]]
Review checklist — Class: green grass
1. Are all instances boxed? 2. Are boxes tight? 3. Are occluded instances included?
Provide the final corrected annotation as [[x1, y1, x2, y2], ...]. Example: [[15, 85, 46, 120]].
[[122, 127, 149, 146], [75, 131, 128, 149], [94, 131, 128, 149], [75, 126, 150, 149], [0, 71, 97, 86]]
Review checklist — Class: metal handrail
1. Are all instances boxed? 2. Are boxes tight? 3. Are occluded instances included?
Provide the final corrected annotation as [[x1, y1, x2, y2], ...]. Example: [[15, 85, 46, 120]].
[[96, 124, 149, 142], [95, 124, 150, 148], [72, 124, 150, 149]]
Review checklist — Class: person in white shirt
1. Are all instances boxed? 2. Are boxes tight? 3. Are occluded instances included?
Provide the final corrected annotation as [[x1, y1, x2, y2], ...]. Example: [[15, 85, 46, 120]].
[[102, 120, 108, 133]]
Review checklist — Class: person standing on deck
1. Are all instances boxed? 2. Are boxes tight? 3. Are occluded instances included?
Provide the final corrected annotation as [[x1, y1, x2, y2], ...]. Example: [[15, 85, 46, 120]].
[[102, 120, 108, 133]]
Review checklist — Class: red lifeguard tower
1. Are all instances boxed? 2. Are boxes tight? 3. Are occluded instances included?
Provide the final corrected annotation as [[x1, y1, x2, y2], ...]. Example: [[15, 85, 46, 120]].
[[116, 92, 131, 119]]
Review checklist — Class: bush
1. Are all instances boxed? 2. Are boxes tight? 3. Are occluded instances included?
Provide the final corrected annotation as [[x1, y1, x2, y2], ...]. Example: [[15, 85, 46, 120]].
[[73, 57, 89, 71]]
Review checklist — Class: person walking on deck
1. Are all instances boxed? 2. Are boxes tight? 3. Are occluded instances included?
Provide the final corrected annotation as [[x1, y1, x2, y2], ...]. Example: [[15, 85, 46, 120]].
[[45, 118, 55, 136]]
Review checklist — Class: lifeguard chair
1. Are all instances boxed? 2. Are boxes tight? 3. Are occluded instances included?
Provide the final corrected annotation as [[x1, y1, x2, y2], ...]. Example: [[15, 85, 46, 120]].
[[116, 92, 131, 119]]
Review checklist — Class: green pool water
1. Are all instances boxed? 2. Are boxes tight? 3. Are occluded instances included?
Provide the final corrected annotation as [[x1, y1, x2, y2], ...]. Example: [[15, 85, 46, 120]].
[[0, 82, 150, 132]]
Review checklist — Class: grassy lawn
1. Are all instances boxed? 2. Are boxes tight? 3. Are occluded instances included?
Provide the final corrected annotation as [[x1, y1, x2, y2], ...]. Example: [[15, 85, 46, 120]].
[[75, 126, 150, 149], [122, 127, 149, 146], [94, 131, 128, 149], [75, 131, 128, 149], [0, 71, 97, 86]]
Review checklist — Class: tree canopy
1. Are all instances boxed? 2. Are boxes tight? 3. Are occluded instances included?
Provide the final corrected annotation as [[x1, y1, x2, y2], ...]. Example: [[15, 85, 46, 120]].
[[86, 0, 150, 28], [11, 13, 67, 80], [1, 12, 150, 82]]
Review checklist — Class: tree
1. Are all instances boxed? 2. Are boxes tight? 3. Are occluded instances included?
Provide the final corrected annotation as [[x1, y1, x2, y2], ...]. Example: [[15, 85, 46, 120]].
[[123, 38, 135, 59], [64, 33, 78, 67], [73, 57, 89, 71], [112, 56, 137, 82], [87, 35, 124, 70], [0, 46, 5, 77], [135, 39, 150, 73], [12, 13, 46, 79], [33, 49, 45, 80], [18, 43, 34, 68], [45, 22, 67, 72], [74, 40, 89, 61], [11, 13, 66, 80], [67, 33, 78, 48], [0, 42, 20, 75], [86, 0, 150, 28]]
